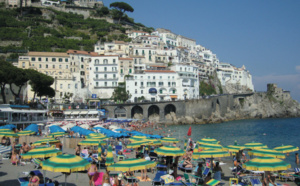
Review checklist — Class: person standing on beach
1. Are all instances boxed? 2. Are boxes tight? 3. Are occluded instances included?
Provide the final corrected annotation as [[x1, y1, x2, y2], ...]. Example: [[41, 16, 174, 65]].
[[87, 161, 97, 186]]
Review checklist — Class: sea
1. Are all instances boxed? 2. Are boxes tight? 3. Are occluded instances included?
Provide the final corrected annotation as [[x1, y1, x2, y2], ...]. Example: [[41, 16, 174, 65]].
[[147, 117, 300, 168]]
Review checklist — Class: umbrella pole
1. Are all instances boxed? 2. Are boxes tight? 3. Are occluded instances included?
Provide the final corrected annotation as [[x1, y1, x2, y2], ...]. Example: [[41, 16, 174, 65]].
[[65, 173, 67, 186], [43, 170, 46, 186]]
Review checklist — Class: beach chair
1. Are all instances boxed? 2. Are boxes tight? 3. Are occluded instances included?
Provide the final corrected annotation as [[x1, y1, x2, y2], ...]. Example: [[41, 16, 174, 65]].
[[249, 177, 262, 186], [115, 145, 122, 154], [80, 153, 89, 159], [0, 145, 12, 159], [181, 173, 202, 186], [18, 170, 53, 186], [124, 175, 139, 185], [117, 155, 125, 161], [32, 158, 42, 169], [152, 170, 167, 186]]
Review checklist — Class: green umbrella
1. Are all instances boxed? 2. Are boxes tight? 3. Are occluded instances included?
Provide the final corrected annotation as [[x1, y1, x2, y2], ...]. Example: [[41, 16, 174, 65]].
[[192, 149, 230, 159], [98, 143, 102, 161], [127, 140, 149, 148], [78, 138, 105, 146], [243, 156, 291, 171], [107, 158, 156, 171], [199, 143, 224, 150], [17, 130, 35, 136], [197, 138, 219, 145], [244, 142, 267, 150], [105, 145, 114, 166], [32, 138, 60, 146], [224, 145, 245, 153], [41, 154, 91, 186], [274, 145, 299, 153], [49, 132, 66, 137], [0, 129, 12, 132], [0, 131, 19, 138], [161, 137, 179, 143], [154, 146, 184, 157], [248, 148, 286, 159], [86, 133, 107, 139], [22, 146, 62, 159], [129, 136, 147, 142]]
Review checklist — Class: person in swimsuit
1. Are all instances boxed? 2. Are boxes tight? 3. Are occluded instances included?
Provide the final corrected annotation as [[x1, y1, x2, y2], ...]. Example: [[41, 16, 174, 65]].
[[11, 150, 19, 166], [75, 145, 81, 156], [28, 171, 40, 186], [87, 161, 97, 186]]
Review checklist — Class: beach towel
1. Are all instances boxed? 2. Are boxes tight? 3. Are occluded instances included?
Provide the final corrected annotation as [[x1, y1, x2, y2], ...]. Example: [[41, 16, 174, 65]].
[[94, 172, 104, 186], [161, 174, 174, 184], [136, 176, 152, 181]]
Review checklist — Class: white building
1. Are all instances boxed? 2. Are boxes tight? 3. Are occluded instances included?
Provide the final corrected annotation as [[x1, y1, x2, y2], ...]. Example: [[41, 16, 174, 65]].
[[127, 30, 149, 39], [217, 63, 254, 92], [177, 35, 196, 49], [89, 55, 119, 99]]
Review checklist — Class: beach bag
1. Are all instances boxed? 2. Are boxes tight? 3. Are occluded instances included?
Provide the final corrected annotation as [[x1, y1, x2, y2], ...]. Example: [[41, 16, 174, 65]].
[[176, 176, 182, 181]]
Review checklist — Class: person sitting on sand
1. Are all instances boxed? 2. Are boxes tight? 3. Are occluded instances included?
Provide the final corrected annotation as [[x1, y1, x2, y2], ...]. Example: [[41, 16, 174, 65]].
[[87, 161, 97, 186], [28, 171, 40, 186], [182, 155, 193, 168]]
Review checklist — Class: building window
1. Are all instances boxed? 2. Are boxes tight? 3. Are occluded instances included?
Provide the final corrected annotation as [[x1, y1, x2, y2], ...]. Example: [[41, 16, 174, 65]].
[[104, 74, 107, 79], [59, 58, 63, 62], [160, 76, 162, 79], [81, 57, 83, 62], [159, 82, 163, 86], [75, 84, 78, 89], [81, 65, 84, 69], [31, 57, 36, 61], [59, 65, 62, 69], [46, 58, 48, 62], [135, 82, 137, 86], [104, 82, 107, 86], [148, 76, 150, 79], [68, 84, 70, 89], [141, 90, 143, 94], [52, 58, 56, 62], [46, 64, 48, 68], [95, 59, 99, 64], [96, 82, 98, 86], [38, 58, 41, 61], [103, 59, 108, 64], [129, 69, 132, 73], [39, 64, 42, 68], [22, 62, 25, 68], [113, 59, 116, 64], [65, 58, 68, 62], [60, 84, 62, 89], [96, 74, 98, 79], [80, 71, 85, 75], [104, 67, 107, 71], [66, 65, 69, 69], [121, 69, 123, 74], [96, 67, 98, 72], [135, 89, 137, 94], [153, 76, 155, 79], [53, 65, 55, 68], [113, 74, 116, 78]]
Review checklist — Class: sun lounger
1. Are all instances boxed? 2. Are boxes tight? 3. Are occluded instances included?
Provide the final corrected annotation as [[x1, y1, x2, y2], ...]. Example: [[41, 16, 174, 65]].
[[0, 145, 12, 159], [18, 170, 54, 186], [152, 171, 167, 186], [250, 177, 262, 186], [180, 173, 202, 186], [124, 175, 139, 184]]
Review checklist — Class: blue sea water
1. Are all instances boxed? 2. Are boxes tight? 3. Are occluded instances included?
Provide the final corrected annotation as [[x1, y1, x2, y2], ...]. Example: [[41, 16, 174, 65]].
[[149, 117, 300, 167]]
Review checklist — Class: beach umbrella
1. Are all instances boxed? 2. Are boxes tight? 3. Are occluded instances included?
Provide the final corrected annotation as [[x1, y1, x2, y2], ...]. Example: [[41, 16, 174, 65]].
[[248, 148, 286, 159], [244, 142, 267, 150], [0, 124, 16, 130], [0, 131, 19, 138], [198, 143, 224, 150], [98, 143, 102, 161], [148, 140, 162, 146], [78, 138, 105, 146], [192, 149, 230, 159], [224, 145, 245, 153], [21, 146, 62, 159], [17, 130, 35, 136], [24, 124, 38, 133], [0, 129, 12, 132], [49, 132, 67, 138], [41, 154, 91, 186], [32, 138, 60, 146], [161, 137, 179, 143], [129, 136, 147, 141], [105, 145, 114, 166], [49, 125, 65, 133], [197, 138, 219, 145], [154, 146, 185, 157], [127, 140, 149, 148], [242, 156, 291, 171], [274, 145, 299, 153], [107, 158, 156, 171]]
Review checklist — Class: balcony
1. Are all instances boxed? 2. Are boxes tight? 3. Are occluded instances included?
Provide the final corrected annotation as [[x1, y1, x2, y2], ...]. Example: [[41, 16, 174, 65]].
[[93, 78, 118, 81], [94, 71, 117, 73], [94, 63, 117, 66]]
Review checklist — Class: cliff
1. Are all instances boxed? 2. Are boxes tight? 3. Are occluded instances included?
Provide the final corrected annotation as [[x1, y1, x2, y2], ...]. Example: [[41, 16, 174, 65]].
[[165, 84, 300, 125]]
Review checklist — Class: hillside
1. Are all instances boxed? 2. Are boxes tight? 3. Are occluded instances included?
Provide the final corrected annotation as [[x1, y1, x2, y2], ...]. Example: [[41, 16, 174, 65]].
[[0, 3, 153, 60]]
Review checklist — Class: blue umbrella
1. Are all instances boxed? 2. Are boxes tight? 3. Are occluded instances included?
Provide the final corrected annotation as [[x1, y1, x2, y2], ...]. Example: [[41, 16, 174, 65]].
[[0, 124, 16, 130], [49, 125, 65, 133], [24, 124, 38, 133]]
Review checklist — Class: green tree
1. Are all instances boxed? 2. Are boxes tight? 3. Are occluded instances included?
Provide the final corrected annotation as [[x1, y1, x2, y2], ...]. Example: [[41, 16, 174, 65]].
[[111, 85, 131, 102], [97, 6, 110, 17], [110, 2, 134, 24], [8, 67, 29, 103], [37, 86, 55, 99], [0, 60, 15, 103]]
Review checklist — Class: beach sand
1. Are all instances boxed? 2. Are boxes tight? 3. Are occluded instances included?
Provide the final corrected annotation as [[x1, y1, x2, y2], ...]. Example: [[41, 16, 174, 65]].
[[0, 147, 296, 186]]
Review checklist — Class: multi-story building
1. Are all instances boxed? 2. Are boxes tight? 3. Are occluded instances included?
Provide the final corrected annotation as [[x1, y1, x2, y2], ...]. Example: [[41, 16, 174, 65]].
[[127, 30, 149, 39], [89, 55, 119, 99], [94, 41, 129, 57], [7, 0, 31, 8], [177, 35, 196, 49], [18, 52, 71, 102]]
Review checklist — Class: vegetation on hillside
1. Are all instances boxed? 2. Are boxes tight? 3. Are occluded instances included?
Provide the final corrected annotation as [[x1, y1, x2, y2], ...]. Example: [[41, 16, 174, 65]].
[[0, 2, 154, 60]]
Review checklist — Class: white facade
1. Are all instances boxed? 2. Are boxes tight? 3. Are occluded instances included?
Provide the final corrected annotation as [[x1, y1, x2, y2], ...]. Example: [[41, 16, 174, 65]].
[[89, 55, 119, 99], [217, 63, 254, 91], [177, 35, 196, 49], [127, 30, 149, 39]]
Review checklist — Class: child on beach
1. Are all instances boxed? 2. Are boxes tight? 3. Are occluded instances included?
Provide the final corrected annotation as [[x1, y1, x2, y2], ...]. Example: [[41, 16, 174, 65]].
[[28, 171, 40, 186]]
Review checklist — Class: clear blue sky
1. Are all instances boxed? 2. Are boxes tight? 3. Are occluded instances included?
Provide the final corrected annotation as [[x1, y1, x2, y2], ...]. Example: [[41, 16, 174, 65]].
[[103, 0, 300, 101]]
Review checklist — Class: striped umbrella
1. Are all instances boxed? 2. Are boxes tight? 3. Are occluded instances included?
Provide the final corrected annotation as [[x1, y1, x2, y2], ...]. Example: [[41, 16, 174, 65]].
[[0, 131, 19, 138], [161, 137, 179, 143], [41, 154, 91, 186], [197, 138, 219, 145], [224, 145, 245, 153], [32, 138, 60, 146], [154, 146, 184, 157], [107, 158, 156, 171], [105, 145, 114, 166], [49, 132, 66, 137], [78, 138, 105, 146], [206, 179, 221, 186], [98, 143, 102, 161], [199, 143, 224, 150], [274, 145, 299, 153], [86, 133, 106, 139], [22, 146, 62, 159], [248, 148, 286, 159], [244, 142, 267, 150], [127, 140, 149, 148], [242, 156, 291, 171], [148, 140, 162, 146], [0, 129, 12, 132], [17, 130, 35, 136], [129, 136, 147, 142], [192, 149, 230, 159]]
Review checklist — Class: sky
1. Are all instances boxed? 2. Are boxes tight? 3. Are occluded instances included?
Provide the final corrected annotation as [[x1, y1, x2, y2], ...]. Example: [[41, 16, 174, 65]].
[[103, 0, 300, 101]]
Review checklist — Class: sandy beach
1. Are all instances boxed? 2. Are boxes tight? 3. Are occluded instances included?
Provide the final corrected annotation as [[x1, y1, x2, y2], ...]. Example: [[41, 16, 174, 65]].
[[0, 146, 296, 186]]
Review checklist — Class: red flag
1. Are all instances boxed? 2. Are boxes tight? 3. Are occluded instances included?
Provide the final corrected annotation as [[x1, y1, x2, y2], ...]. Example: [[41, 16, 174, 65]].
[[187, 126, 192, 136]]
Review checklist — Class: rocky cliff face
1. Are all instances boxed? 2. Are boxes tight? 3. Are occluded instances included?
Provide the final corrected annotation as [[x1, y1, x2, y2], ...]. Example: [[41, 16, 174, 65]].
[[163, 87, 300, 125]]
